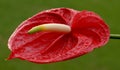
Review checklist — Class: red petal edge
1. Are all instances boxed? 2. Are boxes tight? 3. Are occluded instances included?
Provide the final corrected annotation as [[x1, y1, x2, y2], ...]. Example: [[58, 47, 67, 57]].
[[8, 8, 110, 64]]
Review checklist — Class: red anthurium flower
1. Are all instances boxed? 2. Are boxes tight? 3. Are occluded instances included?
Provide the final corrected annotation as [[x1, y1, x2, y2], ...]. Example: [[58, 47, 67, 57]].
[[8, 8, 110, 64]]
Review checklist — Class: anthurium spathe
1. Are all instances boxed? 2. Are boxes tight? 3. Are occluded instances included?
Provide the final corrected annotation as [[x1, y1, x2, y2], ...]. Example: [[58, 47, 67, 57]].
[[8, 8, 110, 64]]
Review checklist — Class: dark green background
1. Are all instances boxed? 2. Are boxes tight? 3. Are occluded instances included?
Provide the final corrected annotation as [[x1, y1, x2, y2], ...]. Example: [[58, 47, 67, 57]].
[[0, 0, 120, 70]]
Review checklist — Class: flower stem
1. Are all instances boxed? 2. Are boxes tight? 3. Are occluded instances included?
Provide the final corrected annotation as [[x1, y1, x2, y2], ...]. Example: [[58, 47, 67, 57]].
[[110, 34, 120, 39]]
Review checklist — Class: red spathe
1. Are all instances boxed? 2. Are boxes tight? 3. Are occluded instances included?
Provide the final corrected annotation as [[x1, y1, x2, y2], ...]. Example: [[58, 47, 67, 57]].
[[8, 8, 110, 64]]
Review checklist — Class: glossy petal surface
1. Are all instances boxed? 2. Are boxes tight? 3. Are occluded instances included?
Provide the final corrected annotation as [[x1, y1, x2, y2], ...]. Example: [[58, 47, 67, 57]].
[[8, 8, 110, 63]]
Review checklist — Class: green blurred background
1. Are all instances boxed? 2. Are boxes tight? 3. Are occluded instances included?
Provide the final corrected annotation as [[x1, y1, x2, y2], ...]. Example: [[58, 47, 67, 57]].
[[0, 0, 120, 70]]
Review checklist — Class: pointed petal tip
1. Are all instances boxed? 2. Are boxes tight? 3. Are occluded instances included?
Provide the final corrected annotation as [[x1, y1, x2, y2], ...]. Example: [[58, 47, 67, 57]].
[[7, 53, 16, 60]]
